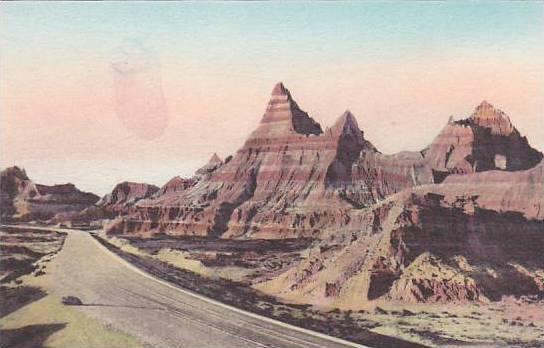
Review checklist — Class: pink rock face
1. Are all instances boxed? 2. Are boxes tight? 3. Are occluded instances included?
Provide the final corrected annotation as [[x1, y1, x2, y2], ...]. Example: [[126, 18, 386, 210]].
[[423, 121, 475, 178], [258, 178, 544, 308], [109, 86, 542, 242], [348, 101, 541, 206], [97, 181, 159, 213], [92, 83, 544, 306], [108, 83, 373, 237], [470, 100, 514, 136], [440, 160, 544, 220], [155, 176, 195, 197], [348, 150, 434, 207], [0, 166, 99, 222], [194, 153, 223, 178], [251, 82, 322, 139], [423, 101, 542, 181]]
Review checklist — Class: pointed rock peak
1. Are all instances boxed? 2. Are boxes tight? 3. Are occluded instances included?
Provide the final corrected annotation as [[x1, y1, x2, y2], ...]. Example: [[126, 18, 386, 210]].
[[339, 110, 358, 126], [252, 82, 322, 138], [471, 100, 506, 120], [478, 100, 492, 108], [271, 82, 290, 97], [470, 100, 514, 135], [196, 153, 223, 176], [157, 175, 195, 196], [336, 110, 359, 127], [208, 153, 222, 164], [167, 175, 183, 182], [330, 110, 363, 140]]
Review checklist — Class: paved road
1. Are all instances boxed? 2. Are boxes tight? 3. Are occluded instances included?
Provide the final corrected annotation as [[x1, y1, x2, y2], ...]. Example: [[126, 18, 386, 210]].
[[22, 227, 367, 348]]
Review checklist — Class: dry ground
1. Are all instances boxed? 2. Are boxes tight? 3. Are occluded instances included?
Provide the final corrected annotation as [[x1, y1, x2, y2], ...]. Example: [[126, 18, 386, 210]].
[[0, 226, 143, 348], [111, 233, 544, 348]]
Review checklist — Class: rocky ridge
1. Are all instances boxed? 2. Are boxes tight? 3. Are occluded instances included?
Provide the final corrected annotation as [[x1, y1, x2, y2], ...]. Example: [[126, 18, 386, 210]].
[[257, 161, 544, 308], [109, 83, 377, 238], [104, 82, 543, 306], [97, 181, 159, 213], [6, 82, 541, 307], [108, 84, 542, 242], [0, 166, 99, 222]]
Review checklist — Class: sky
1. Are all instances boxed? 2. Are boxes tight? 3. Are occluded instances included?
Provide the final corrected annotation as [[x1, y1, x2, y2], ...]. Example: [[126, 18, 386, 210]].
[[1, 1, 543, 195]]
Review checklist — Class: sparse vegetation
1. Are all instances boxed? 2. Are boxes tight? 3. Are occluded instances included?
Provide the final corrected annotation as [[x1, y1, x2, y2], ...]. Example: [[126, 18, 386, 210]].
[[95, 232, 544, 348], [93, 233, 426, 348]]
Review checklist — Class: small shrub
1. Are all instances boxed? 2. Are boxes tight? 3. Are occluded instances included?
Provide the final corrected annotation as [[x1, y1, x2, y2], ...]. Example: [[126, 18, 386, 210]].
[[62, 296, 83, 306]]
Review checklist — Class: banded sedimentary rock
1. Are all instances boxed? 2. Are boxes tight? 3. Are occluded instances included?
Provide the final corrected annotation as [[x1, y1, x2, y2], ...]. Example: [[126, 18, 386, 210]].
[[101, 83, 544, 306], [347, 100, 542, 205], [195, 153, 223, 179], [257, 163, 544, 308], [346, 150, 434, 207], [423, 101, 542, 181], [470, 100, 514, 135], [109, 83, 375, 238], [109, 86, 542, 241]]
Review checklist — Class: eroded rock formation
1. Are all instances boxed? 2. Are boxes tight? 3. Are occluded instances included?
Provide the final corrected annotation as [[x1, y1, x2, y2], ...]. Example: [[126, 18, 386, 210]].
[[424, 101, 542, 181], [109, 85, 542, 243], [0, 166, 99, 222], [5, 82, 542, 308], [108, 83, 377, 238], [97, 181, 159, 213], [256, 163, 544, 308], [155, 176, 196, 197], [103, 83, 543, 307]]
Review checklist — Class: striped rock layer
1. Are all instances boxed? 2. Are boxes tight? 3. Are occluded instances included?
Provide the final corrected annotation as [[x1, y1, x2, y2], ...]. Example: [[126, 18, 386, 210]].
[[346, 101, 543, 208], [424, 101, 542, 179], [257, 162, 544, 308], [111, 83, 369, 238], [108, 83, 543, 239]]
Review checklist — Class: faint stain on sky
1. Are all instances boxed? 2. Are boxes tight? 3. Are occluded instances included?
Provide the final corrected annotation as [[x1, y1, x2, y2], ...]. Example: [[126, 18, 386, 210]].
[[111, 40, 168, 140]]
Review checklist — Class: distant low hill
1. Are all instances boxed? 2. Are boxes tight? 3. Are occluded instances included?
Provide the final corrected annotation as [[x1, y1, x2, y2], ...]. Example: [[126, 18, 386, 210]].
[[0, 166, 99, 222]]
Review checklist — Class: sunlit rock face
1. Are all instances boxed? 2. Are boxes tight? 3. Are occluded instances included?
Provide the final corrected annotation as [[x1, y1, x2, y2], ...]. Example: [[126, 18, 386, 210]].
[[109, 83, 377, 238], [347, 100, 542, 206], [105, 83, 544, 307], [470, 100, 514, 136], [256, 165, 544, 308], [155, 176, 196, 197], [108, 85, 542, 243], [195, 153, 223, 179], [97, 181, 159, 214], [423, 101, 542, 182]]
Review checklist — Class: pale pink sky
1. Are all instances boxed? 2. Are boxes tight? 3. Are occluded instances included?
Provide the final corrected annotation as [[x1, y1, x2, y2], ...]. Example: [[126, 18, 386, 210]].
[[1, 2, 543, 195]]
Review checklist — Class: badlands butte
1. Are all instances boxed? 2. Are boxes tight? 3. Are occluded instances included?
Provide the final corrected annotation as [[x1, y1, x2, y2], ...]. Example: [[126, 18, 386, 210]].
[[2, 82, 543, 311]]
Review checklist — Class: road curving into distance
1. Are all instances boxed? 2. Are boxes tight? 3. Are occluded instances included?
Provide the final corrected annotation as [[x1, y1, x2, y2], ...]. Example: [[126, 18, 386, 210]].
[[6, 226, 369, 348]]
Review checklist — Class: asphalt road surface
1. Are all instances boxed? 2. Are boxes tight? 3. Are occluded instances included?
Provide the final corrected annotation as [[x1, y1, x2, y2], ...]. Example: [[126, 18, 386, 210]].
[[28, 227, 369, 348]]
